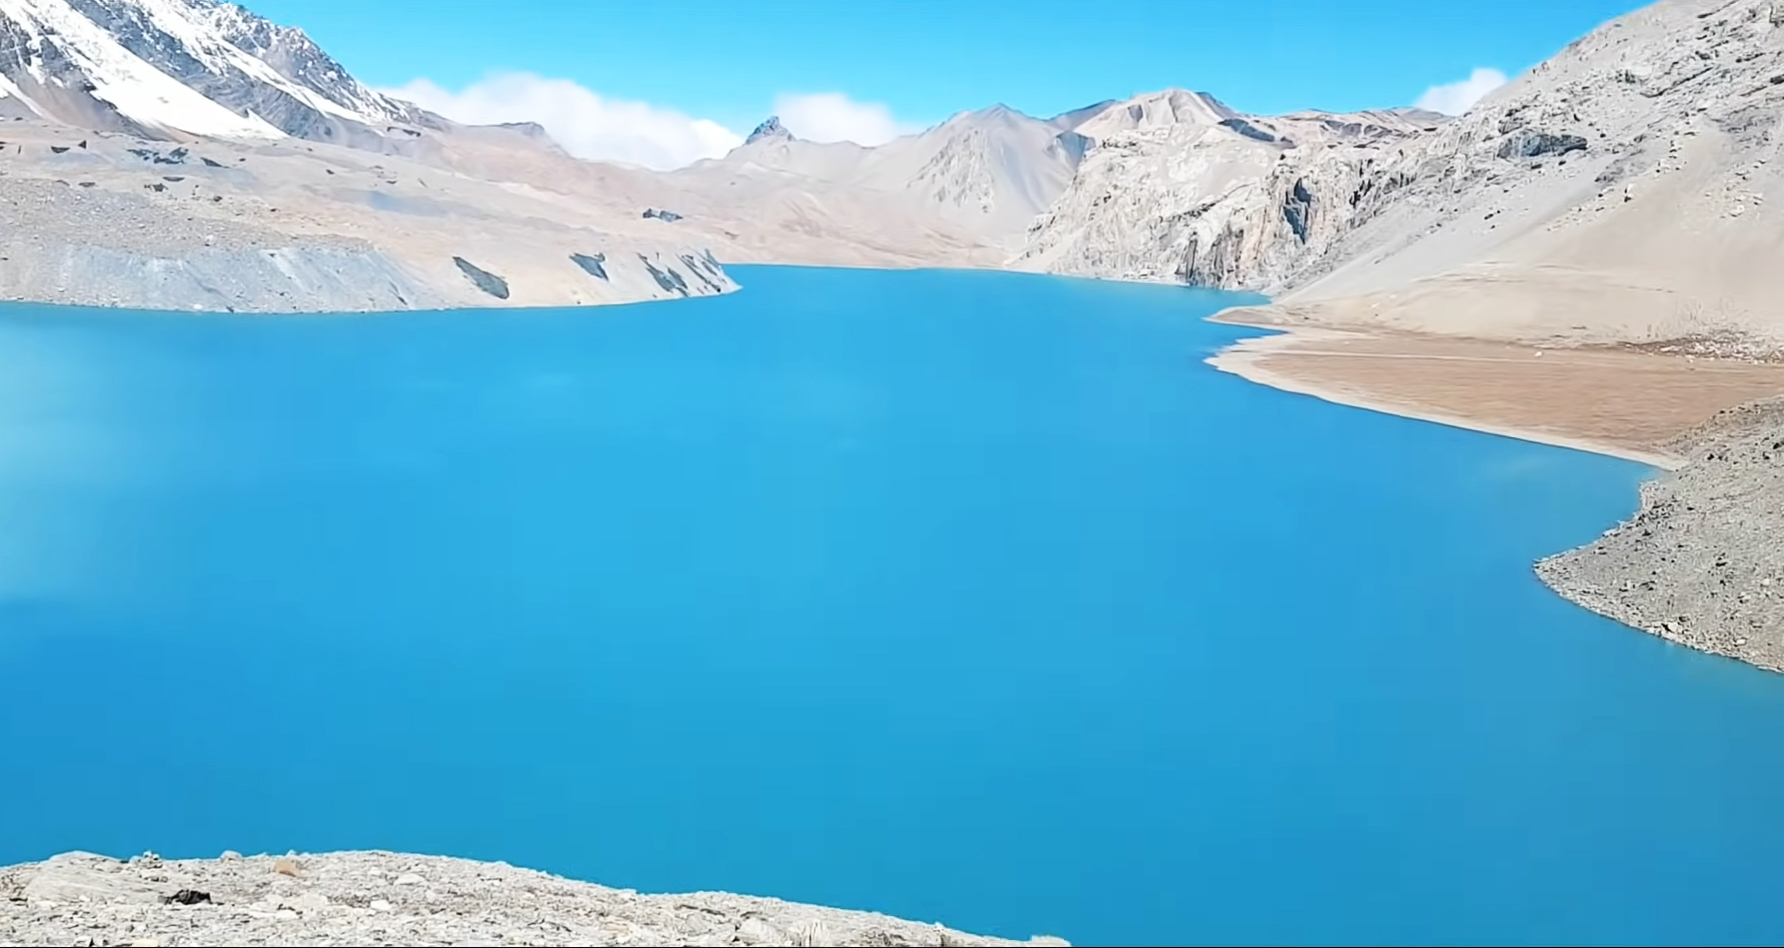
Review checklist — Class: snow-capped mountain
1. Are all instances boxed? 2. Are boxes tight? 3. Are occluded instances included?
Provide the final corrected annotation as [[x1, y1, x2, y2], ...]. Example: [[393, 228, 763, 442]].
[[0, 0, 431, 144]]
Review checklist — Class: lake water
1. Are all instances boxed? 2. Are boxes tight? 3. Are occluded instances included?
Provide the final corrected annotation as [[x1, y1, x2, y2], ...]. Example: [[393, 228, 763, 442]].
[[4, 266, 1784, 945]]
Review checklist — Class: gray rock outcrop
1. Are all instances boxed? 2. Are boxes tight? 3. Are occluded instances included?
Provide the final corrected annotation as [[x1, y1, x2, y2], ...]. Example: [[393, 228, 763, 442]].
[[1013, 90, 1438, 289], [745, 116, 791, 145], [0, 851, 1072, 947], [1537, 397, 1784, 672]]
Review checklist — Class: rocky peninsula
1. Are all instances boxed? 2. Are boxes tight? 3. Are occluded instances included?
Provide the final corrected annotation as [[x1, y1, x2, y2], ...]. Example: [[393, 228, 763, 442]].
[[1537, 396, 1784, 672], [0, 851, 1070, 947]]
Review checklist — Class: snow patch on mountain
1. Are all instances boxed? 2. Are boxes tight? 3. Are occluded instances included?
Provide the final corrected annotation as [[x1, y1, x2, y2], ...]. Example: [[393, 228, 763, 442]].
[[0, 0, 432, 144], [0, 0, 284, 137], [109, 0, 367, 122]]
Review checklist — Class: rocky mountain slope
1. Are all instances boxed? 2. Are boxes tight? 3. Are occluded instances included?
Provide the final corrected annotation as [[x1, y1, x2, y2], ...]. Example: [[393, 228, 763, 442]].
[[0, 0, 735, 311], [0, 117, 733, 312], [1013, 90, 1444, 284], [1034, 0, 1784, 355], [0, 851, 1072, 947]]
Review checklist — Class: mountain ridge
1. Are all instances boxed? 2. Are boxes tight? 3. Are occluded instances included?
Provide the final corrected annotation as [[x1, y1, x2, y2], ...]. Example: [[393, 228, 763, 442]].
[[0, 0, 1764, 359]]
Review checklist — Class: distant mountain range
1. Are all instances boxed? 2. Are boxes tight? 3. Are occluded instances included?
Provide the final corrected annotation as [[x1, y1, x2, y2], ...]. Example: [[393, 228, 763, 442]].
[[688, 101, 1093, 246], [0, 0, 1452, 285], [0, 0, 1457, 309], [0, 0, 1775, 360]]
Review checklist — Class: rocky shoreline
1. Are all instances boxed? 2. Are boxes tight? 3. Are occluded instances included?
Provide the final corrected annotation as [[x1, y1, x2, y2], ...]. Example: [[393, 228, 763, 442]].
[[1536, 397, 1784, 672], [0, 851, 1069, 947]]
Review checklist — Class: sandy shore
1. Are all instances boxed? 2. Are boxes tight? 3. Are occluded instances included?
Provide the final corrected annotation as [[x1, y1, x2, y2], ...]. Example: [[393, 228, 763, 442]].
[[1206, 316, 1784, 675], [1205, 319, 1784, 468]]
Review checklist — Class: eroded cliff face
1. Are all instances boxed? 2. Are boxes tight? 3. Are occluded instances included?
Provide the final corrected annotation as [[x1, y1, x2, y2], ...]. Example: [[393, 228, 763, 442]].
[[1013, 97, 1438, 291]]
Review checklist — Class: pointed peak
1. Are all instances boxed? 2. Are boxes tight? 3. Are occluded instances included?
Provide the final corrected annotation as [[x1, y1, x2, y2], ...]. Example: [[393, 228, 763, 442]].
[[971, 102, 1040, 123], [745, 116, 791, 145], [934, 102, 1035, 132]]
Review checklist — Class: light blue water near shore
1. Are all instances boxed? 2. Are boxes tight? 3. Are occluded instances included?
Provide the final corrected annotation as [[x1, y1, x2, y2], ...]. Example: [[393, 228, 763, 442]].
[[3, 266, 1784, 945]]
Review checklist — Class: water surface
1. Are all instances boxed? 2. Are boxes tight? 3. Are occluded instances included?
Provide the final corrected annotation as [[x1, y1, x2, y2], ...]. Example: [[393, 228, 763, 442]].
[[2, 266, 1781, 946]]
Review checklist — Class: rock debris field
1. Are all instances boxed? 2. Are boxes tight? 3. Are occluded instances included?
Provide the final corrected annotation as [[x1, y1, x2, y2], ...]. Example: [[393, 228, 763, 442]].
[[0, 851, 1071, 948], [1537, 396, 1784, 672]]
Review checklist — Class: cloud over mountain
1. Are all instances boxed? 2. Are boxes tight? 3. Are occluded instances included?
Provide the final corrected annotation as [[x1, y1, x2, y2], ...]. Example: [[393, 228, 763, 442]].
[[771, 92, 920, 146], [1414, 67, 1508, 116], [382, 73, 743, 169]]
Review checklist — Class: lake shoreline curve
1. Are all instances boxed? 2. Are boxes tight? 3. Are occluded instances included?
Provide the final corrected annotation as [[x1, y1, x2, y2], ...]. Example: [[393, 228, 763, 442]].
[[1205, 314, 1784, 675], [1201, 322, 1684, 469], [1534, 397, 1784, 675]]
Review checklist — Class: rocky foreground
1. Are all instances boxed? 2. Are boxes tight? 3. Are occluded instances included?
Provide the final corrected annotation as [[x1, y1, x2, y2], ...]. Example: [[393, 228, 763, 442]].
[[1537, 397, 1784, 672], [0, 851, 1069, 948]]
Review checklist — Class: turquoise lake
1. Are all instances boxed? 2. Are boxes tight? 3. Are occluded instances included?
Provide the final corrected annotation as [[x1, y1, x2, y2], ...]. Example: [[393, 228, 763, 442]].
[[5, 265, 1784, 945]]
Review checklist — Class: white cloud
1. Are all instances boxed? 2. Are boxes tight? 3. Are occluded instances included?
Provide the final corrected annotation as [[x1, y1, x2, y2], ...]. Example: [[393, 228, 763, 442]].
[[1414, 68, 1509, 116], [771, 92, 919, 146], [379, 73, 743, 170]]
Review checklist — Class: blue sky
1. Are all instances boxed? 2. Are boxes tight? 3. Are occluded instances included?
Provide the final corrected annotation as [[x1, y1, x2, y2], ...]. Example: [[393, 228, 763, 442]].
[[246, 0, 1646, 168]]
